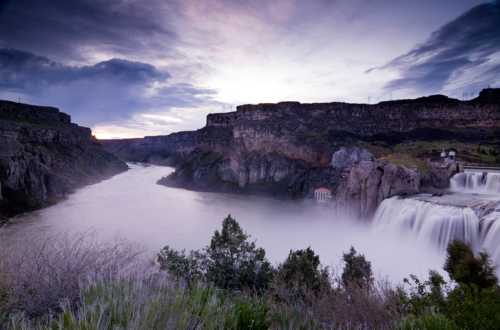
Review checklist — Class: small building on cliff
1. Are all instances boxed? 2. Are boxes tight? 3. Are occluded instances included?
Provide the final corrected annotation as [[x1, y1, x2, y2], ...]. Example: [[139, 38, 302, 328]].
[[314, 187, 332, 203], [440, 148, 458, 161]]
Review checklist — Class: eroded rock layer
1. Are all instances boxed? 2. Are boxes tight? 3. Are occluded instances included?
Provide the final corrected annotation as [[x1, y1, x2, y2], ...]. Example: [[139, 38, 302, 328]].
[[0, 101, 127, 220], [102, 89, 500, 216]]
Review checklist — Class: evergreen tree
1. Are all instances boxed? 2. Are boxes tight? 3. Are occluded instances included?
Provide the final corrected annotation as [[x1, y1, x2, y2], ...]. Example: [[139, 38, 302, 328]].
[[275, 247, 330, 298], [341, 246, 373, 288], [206, 215, 274, 291]]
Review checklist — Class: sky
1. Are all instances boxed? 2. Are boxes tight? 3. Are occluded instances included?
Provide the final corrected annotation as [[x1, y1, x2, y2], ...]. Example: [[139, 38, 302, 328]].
[[1, 0, 499, 138]]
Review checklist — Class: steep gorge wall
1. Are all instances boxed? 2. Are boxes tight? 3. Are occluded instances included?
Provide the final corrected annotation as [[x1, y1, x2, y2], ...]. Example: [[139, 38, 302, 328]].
[[103, 89, 500, 216], [0, 101, 127, 220]]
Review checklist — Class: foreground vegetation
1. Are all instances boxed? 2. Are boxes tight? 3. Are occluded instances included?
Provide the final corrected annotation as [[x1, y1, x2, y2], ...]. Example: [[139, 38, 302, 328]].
[[1, 216, 499, 329]]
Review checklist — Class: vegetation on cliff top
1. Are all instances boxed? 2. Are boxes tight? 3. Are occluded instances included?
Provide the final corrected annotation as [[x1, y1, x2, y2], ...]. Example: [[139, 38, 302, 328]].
[[1, 217, 499, 329]]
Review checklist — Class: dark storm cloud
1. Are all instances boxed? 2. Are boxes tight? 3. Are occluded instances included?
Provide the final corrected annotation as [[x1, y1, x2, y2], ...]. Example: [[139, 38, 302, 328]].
[[380, 0, 500, 94], [0, 49, 168, 92], [0, 0, 179, 62], [0, 48, 215, 126]]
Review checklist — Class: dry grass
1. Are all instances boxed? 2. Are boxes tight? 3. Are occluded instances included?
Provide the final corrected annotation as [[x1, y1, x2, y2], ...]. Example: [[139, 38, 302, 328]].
[[0, 231, 144, 318]]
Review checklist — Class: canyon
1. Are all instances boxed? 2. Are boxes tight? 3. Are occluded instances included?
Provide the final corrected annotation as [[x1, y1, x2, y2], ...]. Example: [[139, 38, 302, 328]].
[[103, 88, 500, 216], [0, 101, 127, 221]]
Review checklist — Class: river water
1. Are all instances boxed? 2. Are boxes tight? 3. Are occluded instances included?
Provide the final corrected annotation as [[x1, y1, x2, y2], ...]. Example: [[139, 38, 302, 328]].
[[3, 163, 447, 282]]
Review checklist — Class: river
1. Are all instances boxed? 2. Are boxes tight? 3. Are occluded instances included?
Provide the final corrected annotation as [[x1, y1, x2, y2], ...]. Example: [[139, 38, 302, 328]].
[[5, 163, 498, 283], [2, 164, 500, 282]]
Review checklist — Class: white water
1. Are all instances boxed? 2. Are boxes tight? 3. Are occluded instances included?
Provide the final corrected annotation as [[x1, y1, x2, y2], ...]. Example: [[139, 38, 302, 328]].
[[372, 197, 482, 251], [481, 209, 500, 267], [2, 164, 444, 282], [450, 171, 500, 194], [373, 171, 500, 273]]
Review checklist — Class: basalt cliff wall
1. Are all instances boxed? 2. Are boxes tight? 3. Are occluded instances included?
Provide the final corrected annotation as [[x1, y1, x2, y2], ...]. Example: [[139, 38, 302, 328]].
[[102, 88, 500, 217], [0, 101, 127, 221]]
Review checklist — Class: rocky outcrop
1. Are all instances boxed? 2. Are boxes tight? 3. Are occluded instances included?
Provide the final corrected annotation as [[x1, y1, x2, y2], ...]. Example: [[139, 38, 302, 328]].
[[103, 88, 500, 216], [159, 149, 313, 196], [101, 126, 231, 165], [0, 100, 127, 221], [336, 160, 421, 218], [422, 160, 462, 190]]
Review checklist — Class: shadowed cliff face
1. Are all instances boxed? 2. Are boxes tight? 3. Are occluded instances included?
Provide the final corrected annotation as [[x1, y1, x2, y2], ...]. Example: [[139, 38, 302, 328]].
[[102, 89, 500, 216], [0, 101, 128, 221]]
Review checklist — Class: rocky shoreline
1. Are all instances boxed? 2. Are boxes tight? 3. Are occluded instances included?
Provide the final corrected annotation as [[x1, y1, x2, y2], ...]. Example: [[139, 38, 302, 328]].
[[0, 101, 128, 222]]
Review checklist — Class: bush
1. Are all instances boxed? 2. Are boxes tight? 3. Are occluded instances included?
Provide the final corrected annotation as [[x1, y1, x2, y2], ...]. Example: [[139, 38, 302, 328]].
[[272, 248, 330, 304], [444, 240, 497, 288], [402, 271, 447, 316], [157, 246, 205, 286], [159, 215, 274, 292], [398, 314, 456, 330], [446, 285, 500, 330], [401, 241, 500, 329], [225, 298, 270, 330]]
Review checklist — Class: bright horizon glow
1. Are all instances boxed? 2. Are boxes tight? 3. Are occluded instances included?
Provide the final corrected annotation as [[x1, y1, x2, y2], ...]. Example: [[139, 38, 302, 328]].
[[1, 0, 496, 138]]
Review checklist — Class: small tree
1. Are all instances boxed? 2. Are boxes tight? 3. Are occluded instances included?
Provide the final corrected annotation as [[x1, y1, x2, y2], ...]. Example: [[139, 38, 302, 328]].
[[159, 215, 274, 292], [444, 240, 497, 289], [341, 247, 373, 288], [272, 247, 330, 303], [278, 248, 329, 292], [206, 215, 273, 291]]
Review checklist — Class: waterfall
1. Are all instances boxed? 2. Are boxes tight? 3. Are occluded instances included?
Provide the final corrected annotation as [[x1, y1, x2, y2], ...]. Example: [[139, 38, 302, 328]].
[[372, 197, 481, 251], [481, 210, 500, 266], [450, 172, 500, 194], [373, 196, 500, 272]]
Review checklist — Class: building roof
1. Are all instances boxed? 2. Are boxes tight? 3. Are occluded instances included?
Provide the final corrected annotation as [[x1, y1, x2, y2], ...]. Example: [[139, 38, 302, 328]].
[[314, 187, 331, 192]]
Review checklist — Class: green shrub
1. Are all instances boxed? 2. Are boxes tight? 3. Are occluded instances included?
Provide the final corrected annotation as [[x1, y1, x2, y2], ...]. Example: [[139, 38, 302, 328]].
[[446, 285, 500, 330], [157, 246, 205, 286], [444, 240, 497, 289], [398, 314, 456, 330], [224, 298, 270, 330], [402, 271, 446, 316], [159, 215, 274, 292], [401, 241, 500, 330], [272, 248, 330, 304]]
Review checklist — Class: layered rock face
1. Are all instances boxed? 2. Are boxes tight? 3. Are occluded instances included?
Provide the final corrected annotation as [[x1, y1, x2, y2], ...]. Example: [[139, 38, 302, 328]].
[[336, 160, 422, 218], [0, 101, 127, 220], [103, 89, 500, 216]]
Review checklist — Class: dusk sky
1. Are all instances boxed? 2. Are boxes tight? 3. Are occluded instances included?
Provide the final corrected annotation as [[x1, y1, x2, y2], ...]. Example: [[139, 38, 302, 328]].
[[1, 0, 499, 138]]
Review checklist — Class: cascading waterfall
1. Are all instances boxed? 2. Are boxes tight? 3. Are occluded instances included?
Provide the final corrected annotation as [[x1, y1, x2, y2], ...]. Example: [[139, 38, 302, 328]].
[[481, 209, 500, 265], [450, 172, 500, 194], [373, 186, 500, 272], [372, 197, 482, 252]]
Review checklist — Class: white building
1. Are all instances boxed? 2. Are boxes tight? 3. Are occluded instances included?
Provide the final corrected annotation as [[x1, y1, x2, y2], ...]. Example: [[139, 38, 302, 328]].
[[440, 149, 457, 161], [314, 187, 332, 202]]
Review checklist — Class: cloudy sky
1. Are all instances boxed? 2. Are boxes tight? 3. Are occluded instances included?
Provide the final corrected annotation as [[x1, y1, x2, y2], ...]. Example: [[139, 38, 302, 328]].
[[1, 0, 499, 138]]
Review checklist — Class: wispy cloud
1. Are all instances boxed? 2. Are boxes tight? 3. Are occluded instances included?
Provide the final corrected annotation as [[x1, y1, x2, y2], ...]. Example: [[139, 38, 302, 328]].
[[0, 49, 218, 130], [0, 0, 180, 64], [0, 0, 493, 136], [377, 1, 500, 97]]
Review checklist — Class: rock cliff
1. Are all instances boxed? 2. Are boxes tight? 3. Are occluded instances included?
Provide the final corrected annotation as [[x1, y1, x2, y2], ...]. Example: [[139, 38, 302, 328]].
[[0, 100, 127, 221], [103, 88, 500, 217]]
